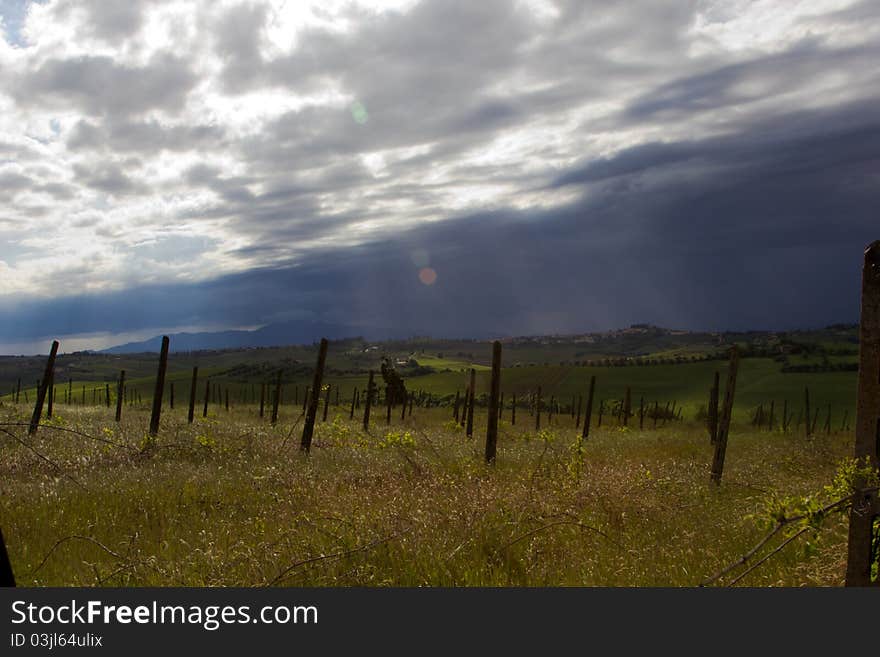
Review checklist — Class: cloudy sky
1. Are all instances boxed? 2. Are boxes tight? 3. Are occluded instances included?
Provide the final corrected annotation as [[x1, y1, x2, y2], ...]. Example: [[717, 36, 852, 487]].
[[0, 0, 878, 353]]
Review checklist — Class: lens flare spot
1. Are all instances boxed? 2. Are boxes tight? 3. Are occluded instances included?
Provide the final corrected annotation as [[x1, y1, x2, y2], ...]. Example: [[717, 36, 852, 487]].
[[418, 267, 437, 286], [350, 101, 369, 124]]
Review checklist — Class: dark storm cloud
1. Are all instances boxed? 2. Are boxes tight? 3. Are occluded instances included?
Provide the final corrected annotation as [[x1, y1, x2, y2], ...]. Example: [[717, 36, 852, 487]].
[[4, 97, 877, 342], [14, 53, 198, 116]]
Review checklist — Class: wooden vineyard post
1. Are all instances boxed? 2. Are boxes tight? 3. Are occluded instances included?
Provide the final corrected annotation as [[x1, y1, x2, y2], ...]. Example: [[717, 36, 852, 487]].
[[116, 370, 126, 423], [301, 338, 328, 453], [148, 336, 170, 437], [485, 341, 502, 464], [623, 387, 631, 427], [466, 368, 476, 438], [323, 384, 331, 422], [582, 375, 595, 440], [15, 378, 20, 404], [169, 382, 174, 409], [28, 341, 59, 436], [46, 373, 54, 419], [453, 389, 461, 423], [768, 400, 775, 431], [271, 370, 282, 424], [710, 345, 740, 485], [187, 367, 197, 424], [782, 399, 789, 432], [259, 383, 266, 418], [549, 396, 555, 425], [638, 396, 645, 430], [386, 386, 392, 425], [225, 388, 229, 412], [845, 241, 880, 586], [363, 371, 375, 431], [535, 386, 542, 431], [0, 526, 14, 587], [349, 388, 357, 420], [576, 395, 582, 429], [708, 371, 720, 443]]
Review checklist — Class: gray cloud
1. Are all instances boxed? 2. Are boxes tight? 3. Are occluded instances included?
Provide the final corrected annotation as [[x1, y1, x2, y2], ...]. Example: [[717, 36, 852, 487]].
[[15, 53, 198, 117]]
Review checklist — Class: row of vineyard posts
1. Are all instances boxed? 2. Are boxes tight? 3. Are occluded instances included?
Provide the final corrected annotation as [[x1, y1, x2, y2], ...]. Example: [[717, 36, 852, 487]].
[[1, 243, 878, 586]]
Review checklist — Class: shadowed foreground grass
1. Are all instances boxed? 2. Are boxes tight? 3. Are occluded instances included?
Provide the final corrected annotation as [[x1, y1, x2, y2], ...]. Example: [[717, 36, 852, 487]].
[[0, 404, 855, 586]]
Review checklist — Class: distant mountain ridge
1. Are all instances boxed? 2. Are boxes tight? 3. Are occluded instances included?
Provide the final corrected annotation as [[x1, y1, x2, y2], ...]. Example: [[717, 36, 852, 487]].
[[101, 321, 423, 353]]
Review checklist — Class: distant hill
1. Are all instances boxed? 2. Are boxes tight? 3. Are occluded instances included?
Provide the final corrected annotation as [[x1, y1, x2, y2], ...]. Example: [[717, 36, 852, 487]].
[[101, 320, 423, 353]]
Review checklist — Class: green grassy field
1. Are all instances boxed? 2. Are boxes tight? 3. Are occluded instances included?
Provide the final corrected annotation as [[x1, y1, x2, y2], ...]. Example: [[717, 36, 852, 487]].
[[0, 400, 862, 587]]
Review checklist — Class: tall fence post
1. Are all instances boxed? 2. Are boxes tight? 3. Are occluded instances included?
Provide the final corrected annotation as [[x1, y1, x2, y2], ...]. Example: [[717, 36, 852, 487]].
[[582, 376, 595, 440], [301, 338, 328, 453], [187, 367, 198, 424], [148, 336, 170, 437], [271, 370, 283, 424], [535, 386, 542, 431], [845, 241, 880, 586], [115, 370, 126, 422], [710, 346, 740, 485], [203, 379, 210, 418], [28, 341, 59, 436], [485, 341, 502, 464]]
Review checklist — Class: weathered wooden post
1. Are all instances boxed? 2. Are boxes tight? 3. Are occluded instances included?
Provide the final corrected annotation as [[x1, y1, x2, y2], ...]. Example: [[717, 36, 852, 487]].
[[225, 388, 229, 411], [115, 370, 126, 422], [185, 367, 196, 424], [511, 392, 517, 425], [301, 338, 329, 453], [323, 384, 331, 422], [804, 387, 812, 438], [582, 375, 595, 440], [385, 386, 393, 425], [363, 371, 375, 431], [710, 345, 740, 485], [46, 373, 54, 419], [598, 399, 605, 428], [575, 394, 583, 429], [169, 382, 174, 410], [782, 399, 789, 432], [259, 382, 266, 418], [28, 341, 59, 436], [535, 386, 542, 431], [349, 388, 357, 420], [485, 341, 502, 464], [15, 378, 20, 403], [845, 241, 880, 586], [623, 387, 631, 427], [466, 368, 476, 438], [638, 396, 645, 430], [453, 389, 461, 423], [768, 400, 775, 431], [148, 336, 170, 437], [548, 395, 555, 425], [651, 401, 657, 429], [0, 526, 14, 587], [271, 370, 282, 424]]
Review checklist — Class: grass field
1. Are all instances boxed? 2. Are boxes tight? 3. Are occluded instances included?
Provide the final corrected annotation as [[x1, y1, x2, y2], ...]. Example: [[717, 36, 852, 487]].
[[0, 401, 860, 587]]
